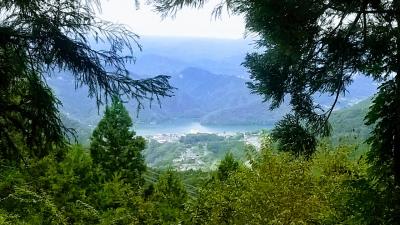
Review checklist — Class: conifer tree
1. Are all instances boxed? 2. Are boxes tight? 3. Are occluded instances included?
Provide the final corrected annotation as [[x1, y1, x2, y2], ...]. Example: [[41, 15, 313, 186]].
[[152, 1, 400, 221], [153, 169, 187, 223], [217, 152, 239, 181], [90, 97, 146, 185], [0, 0, 173, 163]]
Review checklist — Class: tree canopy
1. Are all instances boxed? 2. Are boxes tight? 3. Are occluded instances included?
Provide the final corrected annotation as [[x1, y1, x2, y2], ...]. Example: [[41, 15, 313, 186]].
[[90, 97, 146, 185], [151, 0, 400, 222], [0, 0, 173, 163], [152, 0, 400, 173]]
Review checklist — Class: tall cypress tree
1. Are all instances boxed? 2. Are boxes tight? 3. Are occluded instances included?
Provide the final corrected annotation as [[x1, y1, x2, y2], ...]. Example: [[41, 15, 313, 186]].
[[90, 97, 146, 185]]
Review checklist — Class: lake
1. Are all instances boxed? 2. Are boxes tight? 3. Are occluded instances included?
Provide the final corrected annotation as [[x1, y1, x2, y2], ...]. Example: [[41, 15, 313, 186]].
[[133, 120, 271, 136]]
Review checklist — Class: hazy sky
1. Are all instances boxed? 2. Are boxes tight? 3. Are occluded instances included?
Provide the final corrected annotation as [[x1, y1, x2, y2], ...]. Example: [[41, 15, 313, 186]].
[[98, 0, 246, 39]]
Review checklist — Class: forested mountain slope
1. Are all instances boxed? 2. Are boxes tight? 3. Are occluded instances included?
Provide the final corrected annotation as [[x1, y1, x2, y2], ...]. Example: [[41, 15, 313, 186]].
[[52, 37, 377, 138], [330, 98, 372, 140]]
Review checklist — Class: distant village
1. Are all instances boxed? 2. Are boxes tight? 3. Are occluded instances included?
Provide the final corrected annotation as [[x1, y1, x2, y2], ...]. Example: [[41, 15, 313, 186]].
[[145, 131, 262, 171]]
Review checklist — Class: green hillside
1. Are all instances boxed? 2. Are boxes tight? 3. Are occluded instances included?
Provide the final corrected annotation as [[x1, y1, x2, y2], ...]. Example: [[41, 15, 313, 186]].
[[330, 98, 372, 141]]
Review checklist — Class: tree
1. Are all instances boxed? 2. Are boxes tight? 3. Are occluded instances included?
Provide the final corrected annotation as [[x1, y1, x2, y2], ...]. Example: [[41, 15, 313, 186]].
[[0, 0, 173, 163], [153, 169, 188, 224], [271, 115, 316, 159], [152, 0, 400, 221], [185, 142, 367, 225], [217, 152, 239, 181], [90, 97, 146, 185]]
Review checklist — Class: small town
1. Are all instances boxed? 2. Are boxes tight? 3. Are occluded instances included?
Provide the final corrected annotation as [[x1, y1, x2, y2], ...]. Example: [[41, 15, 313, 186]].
[[145, 132, 262, 170]]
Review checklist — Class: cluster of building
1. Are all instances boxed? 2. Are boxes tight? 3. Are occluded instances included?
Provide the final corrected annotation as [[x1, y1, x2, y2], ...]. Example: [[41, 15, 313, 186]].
[[146, 133, 181, 143], [172, 147, 208, 171], [146, 132, 262, 171]]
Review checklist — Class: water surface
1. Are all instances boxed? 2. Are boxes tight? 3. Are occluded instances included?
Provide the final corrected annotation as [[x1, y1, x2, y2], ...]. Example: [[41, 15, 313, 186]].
[[134, 121, 270, 136]]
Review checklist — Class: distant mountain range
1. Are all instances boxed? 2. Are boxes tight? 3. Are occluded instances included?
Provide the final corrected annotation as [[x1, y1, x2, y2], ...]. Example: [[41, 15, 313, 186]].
[[48, 36, 378, 141], [132, 36, 252, 78]]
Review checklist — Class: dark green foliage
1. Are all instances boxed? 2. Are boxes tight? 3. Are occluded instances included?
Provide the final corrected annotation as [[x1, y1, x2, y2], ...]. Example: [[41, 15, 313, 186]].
[[152, 170, 188, 224], [0, 147, 95, 225], [90, 97, 146, 185], [153, 0, 400, 166], [0, 71, 68, 162], [0, 0, 173, 163], [0, 133, 392, 224], [366, 81, 398, 184], [239, 2, 400, 202], [217, 152, 239, 181], [152, 1, 400, 222], [272, 115, 316, 158], [184, 137, 371, 225], [0, 145, 163, 225], [38, 146, 102, 225], [365, 80, 400, 222], [4, 0, 400, 223], [178, 169, 211, 188]]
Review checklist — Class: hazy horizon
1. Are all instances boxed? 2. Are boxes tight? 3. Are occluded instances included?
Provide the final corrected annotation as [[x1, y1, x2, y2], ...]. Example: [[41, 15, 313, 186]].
[[98, 0, 246, 39]]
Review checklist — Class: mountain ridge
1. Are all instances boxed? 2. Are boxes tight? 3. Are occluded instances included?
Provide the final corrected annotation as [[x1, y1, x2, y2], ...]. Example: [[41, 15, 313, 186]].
[[49, 36, 377, 142]]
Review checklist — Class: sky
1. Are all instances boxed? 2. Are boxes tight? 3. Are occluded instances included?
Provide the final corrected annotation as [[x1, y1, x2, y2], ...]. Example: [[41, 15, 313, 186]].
[[98, 0, 246, 39]]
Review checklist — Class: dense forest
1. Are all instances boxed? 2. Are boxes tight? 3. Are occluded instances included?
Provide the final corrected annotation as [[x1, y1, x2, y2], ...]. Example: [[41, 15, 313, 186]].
[[2, 0, 400, 224], [0, 97, 376, 224]]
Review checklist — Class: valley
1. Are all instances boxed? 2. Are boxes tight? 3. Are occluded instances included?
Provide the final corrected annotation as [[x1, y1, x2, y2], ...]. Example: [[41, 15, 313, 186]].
[[3, 0, 399, 223], [55, 36, 376, 171], [55, 36, 376, 136]]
